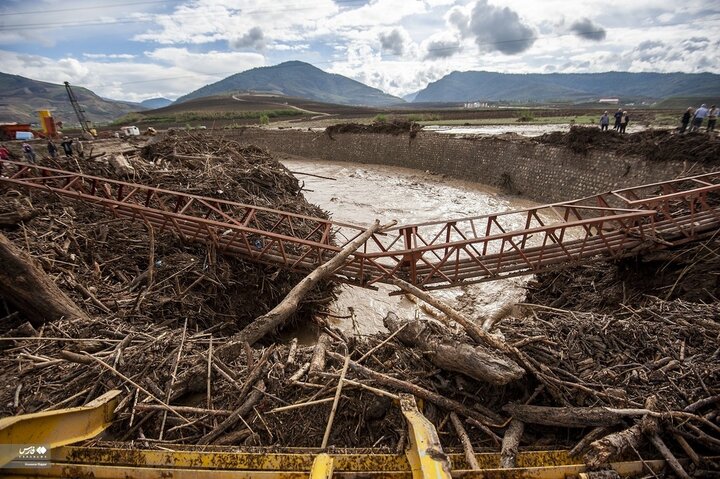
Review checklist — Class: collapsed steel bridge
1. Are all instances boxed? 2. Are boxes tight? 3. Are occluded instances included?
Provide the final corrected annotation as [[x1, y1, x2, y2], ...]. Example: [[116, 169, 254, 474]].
[[1, 160, 719, 291]]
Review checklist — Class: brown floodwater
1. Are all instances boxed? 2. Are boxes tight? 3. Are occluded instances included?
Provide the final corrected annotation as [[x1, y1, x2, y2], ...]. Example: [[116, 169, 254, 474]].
[[280, 158, 553, 337]]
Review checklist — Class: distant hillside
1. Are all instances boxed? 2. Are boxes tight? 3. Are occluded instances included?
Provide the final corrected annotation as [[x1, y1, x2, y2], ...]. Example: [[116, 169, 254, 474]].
[[413, 71, 720, 103], [140, 97, 173, 109], [653, 96, 720, 109], [0, 72, 142, 124], [115, 93, 381, 127], [177, 61, 402, 107], [402, 90, 420, 102]]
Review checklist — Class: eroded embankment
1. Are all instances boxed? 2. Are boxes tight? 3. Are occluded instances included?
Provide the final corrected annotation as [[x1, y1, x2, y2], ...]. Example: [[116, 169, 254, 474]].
[[234, 125, 719, 203]]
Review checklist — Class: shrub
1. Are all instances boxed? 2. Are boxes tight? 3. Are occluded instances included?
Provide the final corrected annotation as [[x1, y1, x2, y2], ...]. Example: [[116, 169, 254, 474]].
[[516, 111, 535, 122], [259, 114, 270, 125]]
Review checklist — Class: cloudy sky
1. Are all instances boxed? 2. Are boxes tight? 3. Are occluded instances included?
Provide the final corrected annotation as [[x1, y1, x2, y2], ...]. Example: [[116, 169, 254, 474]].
[[1, 0, 719, 102]]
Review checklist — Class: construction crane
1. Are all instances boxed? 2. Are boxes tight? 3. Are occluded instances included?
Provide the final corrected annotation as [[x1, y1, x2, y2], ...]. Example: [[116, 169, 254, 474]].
[[64, 81, 97, 140]]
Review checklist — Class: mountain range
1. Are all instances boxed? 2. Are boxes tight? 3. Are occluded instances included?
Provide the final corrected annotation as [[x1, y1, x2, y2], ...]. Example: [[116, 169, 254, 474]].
[[412, 71, 720, 103], [0, 72, 141, 124], [176, 61, 402, 107], [3, 64, 720, 126]]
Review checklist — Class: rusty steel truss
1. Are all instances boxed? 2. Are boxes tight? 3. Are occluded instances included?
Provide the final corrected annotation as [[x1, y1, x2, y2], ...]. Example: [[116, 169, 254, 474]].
[[1, 160, 719, 291]]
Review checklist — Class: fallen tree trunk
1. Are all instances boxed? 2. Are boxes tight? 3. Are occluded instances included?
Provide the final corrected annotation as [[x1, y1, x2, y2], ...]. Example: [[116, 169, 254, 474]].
[[384, 312, 523, 385], [216, 220, 390, 356], [584, 423, 645, 468], [503, 404, 628, 428], [584, 397, 659, 467], [392, 278, 489, 345], [198, 380, 265, 445], [0, 232, 91, 326]]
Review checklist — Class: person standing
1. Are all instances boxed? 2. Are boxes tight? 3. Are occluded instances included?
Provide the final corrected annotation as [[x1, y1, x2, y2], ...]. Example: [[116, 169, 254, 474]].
[[21, 142, 36, 163], [0, 144, 10, 160], [60, 136, 73, 157], [619, 111, 630, 133], [707, 105, 718, 132], [76, 138, 84, 159], [47, 140, 58, 158], [691, 104, 709, 132], [613, 108, 623, 131], [680, 107, 693, 133], [600, 111, 610, 131]]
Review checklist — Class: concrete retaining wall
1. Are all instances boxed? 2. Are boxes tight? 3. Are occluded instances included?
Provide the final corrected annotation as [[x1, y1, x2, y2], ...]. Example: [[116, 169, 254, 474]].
[[234, 128, 691, 204]]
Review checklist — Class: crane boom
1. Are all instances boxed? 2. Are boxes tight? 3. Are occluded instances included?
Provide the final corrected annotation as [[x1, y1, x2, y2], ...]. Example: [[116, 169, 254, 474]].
[[64, 81, 96, 139]]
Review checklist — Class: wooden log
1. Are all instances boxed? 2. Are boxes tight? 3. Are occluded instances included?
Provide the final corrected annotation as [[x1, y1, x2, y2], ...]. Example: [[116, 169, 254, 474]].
[[198, 380, 265, 445], [584, 397, 659, 468], [500, 419, 524, 468], [384, 312, 523, 385], [647, 433, 691, 479], [584, 424, 644, 467], [309, 333, 331, 379], [392, 278, 490, 346], [109, 154, 135, 177], [0, 232, 91, 326], [503, 404, 627, 428], [134, 404, 233, 416], [216, 220, 390, 355], [451, 412, 480, 470], [570, 427, 613, 457], [326, 350, 501, 425]]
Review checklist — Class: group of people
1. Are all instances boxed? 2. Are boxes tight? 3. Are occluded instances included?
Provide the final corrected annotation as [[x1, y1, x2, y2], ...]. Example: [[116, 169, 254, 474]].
[[48, 136, 84, 159], [680, 104, 718, 133], [0, 136, 85, 165], [599, 108, 630, 133]]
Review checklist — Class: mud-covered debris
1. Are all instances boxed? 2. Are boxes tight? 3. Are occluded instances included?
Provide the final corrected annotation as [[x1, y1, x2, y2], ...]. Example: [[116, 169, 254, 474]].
[[537, 126, 720, 164]]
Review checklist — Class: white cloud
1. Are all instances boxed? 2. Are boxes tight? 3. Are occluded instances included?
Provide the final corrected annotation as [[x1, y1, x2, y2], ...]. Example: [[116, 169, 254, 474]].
[[0, 49, 263, 102], [83, 53, 136, 59], [146, 47, 265, 74], [1, 0, 719, 100]]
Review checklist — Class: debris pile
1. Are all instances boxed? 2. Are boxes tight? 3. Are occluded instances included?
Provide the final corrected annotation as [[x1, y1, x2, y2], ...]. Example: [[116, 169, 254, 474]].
[[0, 131, 718, 475], [0, 130, 335, 333], [538, 126, 720, 164], [325, 120, 419, 139]]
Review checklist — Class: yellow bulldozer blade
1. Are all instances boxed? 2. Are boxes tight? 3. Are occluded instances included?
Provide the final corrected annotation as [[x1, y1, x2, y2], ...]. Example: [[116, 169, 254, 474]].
[[0, 390, 699, 478]]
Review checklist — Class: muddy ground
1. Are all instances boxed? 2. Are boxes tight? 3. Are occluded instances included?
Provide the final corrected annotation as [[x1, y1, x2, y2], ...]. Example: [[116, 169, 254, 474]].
[[0, 128, 718, 474]]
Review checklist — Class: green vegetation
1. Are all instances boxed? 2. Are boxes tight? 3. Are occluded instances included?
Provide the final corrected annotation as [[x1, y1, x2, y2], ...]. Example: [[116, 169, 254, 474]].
[[373, 113, 388, 123], [653, 113, 682, 126], [259, 113, 270, 125], [405, 113, 441, 122], [111, 109, 300, 126], [516, 111, 535, 122]]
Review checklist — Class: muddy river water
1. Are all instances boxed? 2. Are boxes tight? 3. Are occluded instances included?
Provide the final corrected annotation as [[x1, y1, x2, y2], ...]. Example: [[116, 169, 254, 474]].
[[280, 158, 546, 337]]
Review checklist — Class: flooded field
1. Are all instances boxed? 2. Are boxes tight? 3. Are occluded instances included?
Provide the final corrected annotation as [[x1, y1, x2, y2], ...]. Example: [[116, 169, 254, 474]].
[[280, 157, 547, 336], [423, 123, 646, 136]]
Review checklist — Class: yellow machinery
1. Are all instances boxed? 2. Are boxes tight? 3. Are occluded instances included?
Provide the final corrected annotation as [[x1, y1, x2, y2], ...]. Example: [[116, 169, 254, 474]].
[[0, 391, 686, 478], [37, 110, 58, 138]]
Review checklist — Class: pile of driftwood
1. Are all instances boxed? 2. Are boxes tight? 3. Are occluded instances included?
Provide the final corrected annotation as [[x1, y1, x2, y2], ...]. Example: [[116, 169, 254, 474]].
[[0, 131, 335, 332], [0, 131, 718, 477]]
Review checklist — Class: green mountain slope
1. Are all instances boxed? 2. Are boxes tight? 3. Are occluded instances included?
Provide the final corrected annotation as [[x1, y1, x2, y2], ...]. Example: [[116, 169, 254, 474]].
[[413, 71, 720, 103], [177, 61, 402, 107], [0, 72, 142, 124]]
